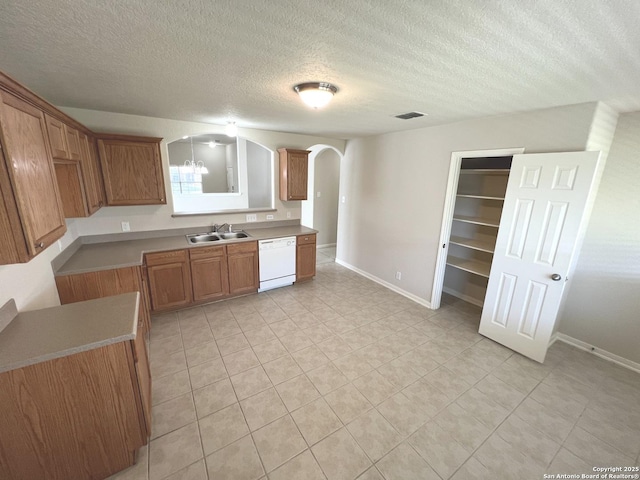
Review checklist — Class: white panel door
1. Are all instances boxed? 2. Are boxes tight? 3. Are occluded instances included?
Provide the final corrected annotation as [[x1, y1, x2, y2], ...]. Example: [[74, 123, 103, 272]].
[[479, 151, 601, 362]]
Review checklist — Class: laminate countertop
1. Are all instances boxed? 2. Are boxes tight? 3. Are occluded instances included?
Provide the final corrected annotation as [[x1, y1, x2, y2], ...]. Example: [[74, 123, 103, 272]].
[[55, 225, 317, 276], [0, 293, 139, 374]]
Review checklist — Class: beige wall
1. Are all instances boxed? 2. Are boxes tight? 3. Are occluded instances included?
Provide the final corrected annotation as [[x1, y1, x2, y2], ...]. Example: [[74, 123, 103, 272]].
[[338, 102, 599, 303], [313, 149, 341, 246], [558, 111, 640, 364]]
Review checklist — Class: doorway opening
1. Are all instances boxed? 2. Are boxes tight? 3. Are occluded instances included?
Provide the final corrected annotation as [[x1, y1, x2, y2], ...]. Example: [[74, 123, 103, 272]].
[[301, 146, 342, 265], [431, 148, 524, 310]]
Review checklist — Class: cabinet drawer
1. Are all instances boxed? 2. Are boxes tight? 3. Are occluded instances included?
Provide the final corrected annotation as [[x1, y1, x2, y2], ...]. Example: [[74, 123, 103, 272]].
[[190, 245, 226, 260], [145, 249, 187, 266], [227, 241, 257, 255], [297, 234, 316, 245]]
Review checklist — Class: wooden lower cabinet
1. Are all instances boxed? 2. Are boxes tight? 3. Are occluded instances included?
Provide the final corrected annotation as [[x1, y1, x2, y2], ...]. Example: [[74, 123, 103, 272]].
[[0, 337, 149, 480], [296, 234, 317, 282], [144, 242, 259, 311], [227, 242, 259, 296], [145, 249, 192, 311], [190, 245, 229, 302]]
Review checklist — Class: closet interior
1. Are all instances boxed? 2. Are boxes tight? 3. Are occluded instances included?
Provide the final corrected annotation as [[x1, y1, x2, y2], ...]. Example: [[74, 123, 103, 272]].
[[443, 156, 512, 307]]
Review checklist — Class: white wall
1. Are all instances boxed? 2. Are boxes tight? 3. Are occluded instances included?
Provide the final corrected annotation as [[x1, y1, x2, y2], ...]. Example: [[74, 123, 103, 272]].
[[558, 111, 640, 364], [313, 149, 341, 246], [337, 102, 599, 303], [0, 222, 78, 311]]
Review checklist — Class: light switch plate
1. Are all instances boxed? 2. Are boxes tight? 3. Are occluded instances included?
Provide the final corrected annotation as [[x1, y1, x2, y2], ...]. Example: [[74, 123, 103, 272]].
[[246, 214, 257, 222]]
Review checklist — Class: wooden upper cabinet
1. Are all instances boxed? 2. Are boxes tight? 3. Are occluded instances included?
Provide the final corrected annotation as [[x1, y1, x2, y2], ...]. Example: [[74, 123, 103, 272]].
[[0, 91, 66, 264], [278, 148, 310, 201], [54, 159, 89, 218], [64, 125, 82, 161], [97, 134, 166, 206], [78, 131, 105, 214], [44, 114, 69, 159]]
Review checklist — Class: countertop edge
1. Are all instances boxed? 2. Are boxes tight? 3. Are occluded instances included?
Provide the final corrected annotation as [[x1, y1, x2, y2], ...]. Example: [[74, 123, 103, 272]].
[[0, 332, 136, 374]]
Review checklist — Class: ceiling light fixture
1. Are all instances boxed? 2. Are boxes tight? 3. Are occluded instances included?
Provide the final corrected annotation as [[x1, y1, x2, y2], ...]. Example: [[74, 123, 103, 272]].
[[225, 122, 238, 137], [294, 82, 338, 109], [182, 135, 189, 139], [208, 141, 217, 148]]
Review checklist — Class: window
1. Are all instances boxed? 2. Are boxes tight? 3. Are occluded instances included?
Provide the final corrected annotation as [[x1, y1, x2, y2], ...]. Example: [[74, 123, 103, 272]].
[[170, 165, 203, 195]]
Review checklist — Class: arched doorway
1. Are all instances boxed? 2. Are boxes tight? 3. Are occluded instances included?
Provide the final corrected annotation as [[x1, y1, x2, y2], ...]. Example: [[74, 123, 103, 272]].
[[301, 145, 343, 264]]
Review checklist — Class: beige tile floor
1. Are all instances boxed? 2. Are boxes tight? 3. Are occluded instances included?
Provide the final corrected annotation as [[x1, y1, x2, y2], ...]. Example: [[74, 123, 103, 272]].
[[110, 261, 640, 480]]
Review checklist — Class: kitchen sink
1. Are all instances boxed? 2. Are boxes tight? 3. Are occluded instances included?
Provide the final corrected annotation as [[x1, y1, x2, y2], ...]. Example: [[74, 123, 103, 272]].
[[219, 232, 249, 239], [187, 233, 221, 244], [186, 230, 250, 244]]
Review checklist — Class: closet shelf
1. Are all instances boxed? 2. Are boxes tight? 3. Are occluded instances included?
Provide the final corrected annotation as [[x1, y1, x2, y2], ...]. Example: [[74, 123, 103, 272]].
[[446, 256, 491, 278], [456, 194, 505, 201], [449, 236, 495, 253], [453, 215, 500, 228], [459, 169, 510, 175]]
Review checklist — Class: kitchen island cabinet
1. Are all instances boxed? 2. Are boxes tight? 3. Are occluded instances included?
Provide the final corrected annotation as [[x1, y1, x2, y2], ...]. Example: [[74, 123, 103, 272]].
[[0, 293, 149, 480]]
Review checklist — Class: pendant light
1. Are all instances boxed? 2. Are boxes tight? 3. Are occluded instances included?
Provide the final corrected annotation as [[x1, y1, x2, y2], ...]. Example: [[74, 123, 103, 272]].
[[183, 136, 208, 174]]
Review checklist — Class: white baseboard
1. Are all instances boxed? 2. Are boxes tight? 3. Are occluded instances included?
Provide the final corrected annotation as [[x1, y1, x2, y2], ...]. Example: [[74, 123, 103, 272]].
[[317, 243, 336, 250], [335, 259, 432, 309], [442, 287, 484, 308], [550, 332, 640, 374]]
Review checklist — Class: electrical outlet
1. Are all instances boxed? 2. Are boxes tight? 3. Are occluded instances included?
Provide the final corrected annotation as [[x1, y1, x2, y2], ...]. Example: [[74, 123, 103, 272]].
[[121, 221, 131, 232], [246, 214, 257, 222], [286, 212, 292, 219], [316, 191, 321, 198], [395, 271, 402, 280], [266, 214, 274, 220], [341, 196, 346, 204]]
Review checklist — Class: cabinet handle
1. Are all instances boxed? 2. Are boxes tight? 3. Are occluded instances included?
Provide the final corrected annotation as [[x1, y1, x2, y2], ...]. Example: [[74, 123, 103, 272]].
[[35, 242, 44, 249]]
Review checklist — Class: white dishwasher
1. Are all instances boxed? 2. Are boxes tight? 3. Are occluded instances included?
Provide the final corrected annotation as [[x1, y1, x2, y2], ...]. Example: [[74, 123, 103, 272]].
[[258, 237, 297, 292]]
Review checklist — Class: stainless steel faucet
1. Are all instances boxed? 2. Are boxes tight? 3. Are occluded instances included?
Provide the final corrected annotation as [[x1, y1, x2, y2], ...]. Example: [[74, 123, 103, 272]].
[[212, 223, 230, 233]]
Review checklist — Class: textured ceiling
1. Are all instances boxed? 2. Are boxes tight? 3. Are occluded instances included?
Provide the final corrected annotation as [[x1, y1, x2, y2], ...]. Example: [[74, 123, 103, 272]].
[[1, 0, 639, 139]]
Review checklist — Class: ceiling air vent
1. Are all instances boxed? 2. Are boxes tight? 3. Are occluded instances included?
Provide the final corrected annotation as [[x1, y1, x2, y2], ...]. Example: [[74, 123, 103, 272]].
[[394, 111, 426, 120]]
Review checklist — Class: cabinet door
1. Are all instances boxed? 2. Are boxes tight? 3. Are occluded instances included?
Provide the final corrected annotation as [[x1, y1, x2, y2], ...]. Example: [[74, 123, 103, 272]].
[[287, 151, 309, 200], [64, 125, 82, 161], [44, 114, 69, 158], [296, 237, 316, 282], [78, 131, 105, 214], [227, 242, 259, 295], [54, 159, 89, 217], [190, 246, 229, 301], [0, 92, 66, 260], [279, 149, 309, 201], [98, 135, 166, 206], [145, 250, 192, 311]]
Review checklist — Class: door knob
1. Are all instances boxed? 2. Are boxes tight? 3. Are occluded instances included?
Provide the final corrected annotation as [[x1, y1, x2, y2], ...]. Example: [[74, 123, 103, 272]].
[[551, 274, 562, 281]]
